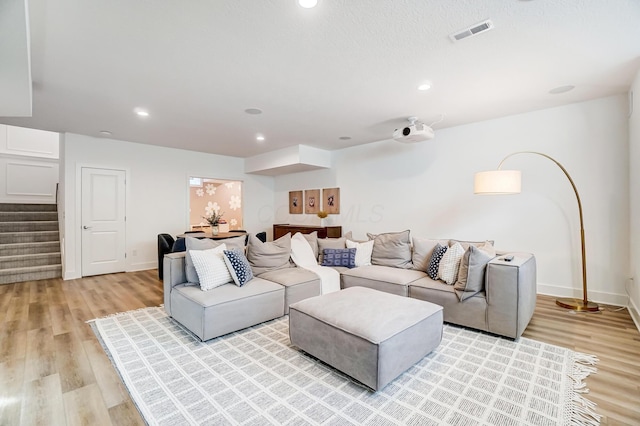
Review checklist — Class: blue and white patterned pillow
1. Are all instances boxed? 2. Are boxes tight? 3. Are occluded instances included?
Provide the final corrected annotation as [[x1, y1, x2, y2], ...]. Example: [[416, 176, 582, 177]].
[[426, 243, 447, 280], [223, 248, 254, 287], [321, 248, 356, 268]]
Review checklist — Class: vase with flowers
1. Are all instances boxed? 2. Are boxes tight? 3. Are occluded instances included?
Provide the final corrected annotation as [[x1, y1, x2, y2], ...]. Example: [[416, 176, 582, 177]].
[[203, 211, 224, 236], [317, 210, 329, 227]]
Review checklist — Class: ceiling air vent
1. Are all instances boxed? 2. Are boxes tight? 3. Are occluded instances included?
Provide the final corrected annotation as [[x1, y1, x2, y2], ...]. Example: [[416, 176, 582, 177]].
[[449, 20, 494, 42]]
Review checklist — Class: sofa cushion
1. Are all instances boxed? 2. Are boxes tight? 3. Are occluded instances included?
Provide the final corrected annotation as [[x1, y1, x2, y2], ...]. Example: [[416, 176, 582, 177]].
[[341, 265, 426, 297], [188, 244, 233, 290], [258, 267, 319, 287], [426, 243, 447, 280], [454, 245, 496, 300], [412, 237, 449, 271], [185, 236, 246, 284], [438, 242, 464, 285], [172, 277, 282, 307], [346, 239, 374, 267], [317, 237, 347, 263], [321, 248, 356, 268], [302, 231, 319, 260], [409, 277, 488, 332], [291, 232, 318, 268], [223, 248, 254, 287], [247, 233, 292, 275], [258, 267, 321, 314], [451, 239, 495, 252], [366, 230, 412, 269]]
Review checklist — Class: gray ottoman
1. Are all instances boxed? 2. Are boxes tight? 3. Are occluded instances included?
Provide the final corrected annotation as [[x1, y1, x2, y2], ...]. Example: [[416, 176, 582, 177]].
[[289, 286, 443, 391]]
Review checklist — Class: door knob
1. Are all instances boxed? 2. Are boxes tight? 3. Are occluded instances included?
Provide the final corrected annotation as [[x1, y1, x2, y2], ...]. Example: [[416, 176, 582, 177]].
[[83, 225, 92, 229]]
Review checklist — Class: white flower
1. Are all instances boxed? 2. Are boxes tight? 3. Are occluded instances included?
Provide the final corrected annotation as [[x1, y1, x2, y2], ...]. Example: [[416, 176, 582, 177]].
[[205, 184, 216, 195], [196, 188, 204, 197], [205, 201, 221, 216], [229, 195, 241, 210], [230, 218, 238, 226], [225, 182, 234, 189]]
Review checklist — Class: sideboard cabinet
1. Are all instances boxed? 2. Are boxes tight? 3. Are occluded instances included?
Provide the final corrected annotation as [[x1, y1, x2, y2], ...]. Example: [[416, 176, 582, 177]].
[[273, 224, 342, 240]]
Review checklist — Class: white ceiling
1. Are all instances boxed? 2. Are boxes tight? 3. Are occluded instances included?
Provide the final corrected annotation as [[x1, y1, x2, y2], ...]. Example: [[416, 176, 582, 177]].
[[1, 0, 639, 158]]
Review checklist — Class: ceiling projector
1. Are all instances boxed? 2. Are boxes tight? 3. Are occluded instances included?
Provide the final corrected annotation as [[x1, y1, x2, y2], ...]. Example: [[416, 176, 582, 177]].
[[393, 117, 435, 143]]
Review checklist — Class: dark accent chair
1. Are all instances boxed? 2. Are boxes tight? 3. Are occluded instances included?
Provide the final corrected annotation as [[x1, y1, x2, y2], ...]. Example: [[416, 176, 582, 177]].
[[172, 238, 187, 253], [157, 234, 175, 280]]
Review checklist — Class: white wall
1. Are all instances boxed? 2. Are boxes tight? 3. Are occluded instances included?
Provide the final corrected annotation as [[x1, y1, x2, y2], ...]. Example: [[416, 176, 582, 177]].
[[629, 70, 640, 326], [275, 95, 630, 305], [61, 133, 274, 279], [0, 124, 59, 204]]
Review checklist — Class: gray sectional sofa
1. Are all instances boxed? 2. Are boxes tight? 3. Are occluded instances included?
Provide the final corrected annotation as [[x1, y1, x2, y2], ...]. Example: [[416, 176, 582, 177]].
[[163, 230, 537, 341]]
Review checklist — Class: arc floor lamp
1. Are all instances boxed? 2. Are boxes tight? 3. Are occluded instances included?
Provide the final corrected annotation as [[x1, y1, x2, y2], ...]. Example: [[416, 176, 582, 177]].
[[474, 151, 599, 312]]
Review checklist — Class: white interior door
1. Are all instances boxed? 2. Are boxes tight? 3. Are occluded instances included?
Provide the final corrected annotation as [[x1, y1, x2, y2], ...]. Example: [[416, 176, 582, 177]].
[[81, 167, 126, 276]]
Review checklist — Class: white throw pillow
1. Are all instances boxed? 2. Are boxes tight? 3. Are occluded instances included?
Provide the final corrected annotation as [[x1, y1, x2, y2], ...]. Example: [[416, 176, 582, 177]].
[[346, 239, 374, 267], [188, 244, 233, 291], [438, 242, 465, 285], [290, 232, 318, 267]]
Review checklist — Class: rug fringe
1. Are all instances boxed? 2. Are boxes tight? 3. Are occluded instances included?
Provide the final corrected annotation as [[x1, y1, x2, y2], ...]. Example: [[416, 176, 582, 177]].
[[568, 352, 602, 425], [86, 305, 162, 324], [573, 352, 599, 365], [570, 393, 602, 426]]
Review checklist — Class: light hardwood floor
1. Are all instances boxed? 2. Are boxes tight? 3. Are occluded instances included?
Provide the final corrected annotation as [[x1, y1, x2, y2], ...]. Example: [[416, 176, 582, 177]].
[[0, 271, 638, 425]]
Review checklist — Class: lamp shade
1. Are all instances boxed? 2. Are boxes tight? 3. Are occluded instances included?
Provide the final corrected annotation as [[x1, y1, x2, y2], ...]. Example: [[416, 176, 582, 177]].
[[474, 170, 522, 194]]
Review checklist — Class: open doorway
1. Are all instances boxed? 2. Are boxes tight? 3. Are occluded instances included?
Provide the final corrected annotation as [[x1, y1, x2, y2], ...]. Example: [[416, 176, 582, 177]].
[[189, 177, 243, 231]]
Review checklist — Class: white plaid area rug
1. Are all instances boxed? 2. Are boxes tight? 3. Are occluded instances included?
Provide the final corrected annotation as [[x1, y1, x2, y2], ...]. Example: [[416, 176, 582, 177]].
[[90, 307, 601, 426]]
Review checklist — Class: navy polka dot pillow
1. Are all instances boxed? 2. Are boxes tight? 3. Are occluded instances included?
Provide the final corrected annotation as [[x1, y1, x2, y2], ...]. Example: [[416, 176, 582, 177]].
[[321, 248, 356, 268], [427, 243, 447, 280], [223, 248, 254, 287]]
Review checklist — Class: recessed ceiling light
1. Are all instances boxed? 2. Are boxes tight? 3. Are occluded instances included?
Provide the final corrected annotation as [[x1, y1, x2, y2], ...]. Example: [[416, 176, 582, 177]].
[[245, 108, 263, 115], [99, 130, 112, 137], [298, 0, 318, 8], [549, 85, 575, 94], [339, 136, 351, 140], [418, 82, 432, 91], [134, 108, 149, 117], [256, 135, 265, 142]]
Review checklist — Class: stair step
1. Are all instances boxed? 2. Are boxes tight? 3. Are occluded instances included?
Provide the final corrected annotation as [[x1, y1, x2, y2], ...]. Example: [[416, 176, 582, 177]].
[[0, 204, 62, 285], [0, 221, 59, 232], [0, 265, 62, 285], [0, 231, 59, 244], [0, 241, 60, 256], [0, 203, 57, 212], [0, 252, 61, 269], [0, 211, 58, 222]]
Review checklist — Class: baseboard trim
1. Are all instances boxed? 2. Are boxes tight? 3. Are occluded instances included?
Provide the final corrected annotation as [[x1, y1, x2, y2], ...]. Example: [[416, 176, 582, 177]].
[[537, 282, 628, 307], [628, 297, 640, 333], [63, 270, 80, 280], [128, 261, 156, 272]]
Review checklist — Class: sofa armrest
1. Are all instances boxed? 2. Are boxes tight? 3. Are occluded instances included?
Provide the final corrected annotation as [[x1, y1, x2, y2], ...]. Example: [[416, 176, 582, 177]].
[[485, 253, 537, 339], [163, 252, 188, 315]]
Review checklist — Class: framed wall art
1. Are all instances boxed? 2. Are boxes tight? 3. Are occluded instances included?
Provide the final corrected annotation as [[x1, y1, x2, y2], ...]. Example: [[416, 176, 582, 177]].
[[289, 190, 303, 214], [304, 189, 320, 214], [323, 187, 340, 214]]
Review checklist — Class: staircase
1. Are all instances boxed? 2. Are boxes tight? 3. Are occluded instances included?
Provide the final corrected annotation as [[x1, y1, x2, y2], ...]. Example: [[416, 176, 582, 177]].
[[0, 203, 62, 284]]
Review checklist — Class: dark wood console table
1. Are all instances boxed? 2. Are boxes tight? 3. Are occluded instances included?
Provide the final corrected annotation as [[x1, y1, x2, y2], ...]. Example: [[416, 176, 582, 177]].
[[273, 224, 342, 239]]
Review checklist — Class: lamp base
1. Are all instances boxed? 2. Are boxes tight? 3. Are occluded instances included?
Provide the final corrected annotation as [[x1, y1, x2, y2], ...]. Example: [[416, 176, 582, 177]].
[[555, 297, 599, 312]]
